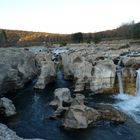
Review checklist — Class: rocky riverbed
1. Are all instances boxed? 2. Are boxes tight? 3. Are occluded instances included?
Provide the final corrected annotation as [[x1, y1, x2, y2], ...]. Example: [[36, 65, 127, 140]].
[[1, 41, 140, 139]]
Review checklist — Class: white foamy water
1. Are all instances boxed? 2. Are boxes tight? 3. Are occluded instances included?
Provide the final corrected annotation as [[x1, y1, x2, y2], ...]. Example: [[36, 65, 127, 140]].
[[116, 57, 124, 94], [114, 69, 140, 124], [117, 71, 124, 94]]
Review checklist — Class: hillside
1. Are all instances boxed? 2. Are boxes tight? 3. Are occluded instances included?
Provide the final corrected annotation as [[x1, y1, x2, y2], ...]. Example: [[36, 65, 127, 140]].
[[0, 21, 140, 47]]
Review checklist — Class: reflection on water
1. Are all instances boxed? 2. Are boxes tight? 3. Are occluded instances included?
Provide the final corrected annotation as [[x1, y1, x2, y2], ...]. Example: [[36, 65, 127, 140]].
[[4, 71, 140, 140]]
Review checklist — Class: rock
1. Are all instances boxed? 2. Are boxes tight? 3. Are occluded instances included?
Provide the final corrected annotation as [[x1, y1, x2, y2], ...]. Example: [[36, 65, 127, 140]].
[[122, 67, 136, 95], [122, 56, 140, 68], [61, 52, 92, 91], [90, 59, 116, 93], [34, 61, 56, 89], [63, 105, 100, 129], [121, 56, 140, 94], [0, 48, 38, 96], [49, 88, 126, 129], [63, 94, 100, 129], [60, 53, 72, 79], [49, 107, 68, 119], [34, 52, 56, 89], [0, 123, 44, 140], [71, 94, 85, 106], [49, 88, 72, 108], [49, 88, 72, 119], [0, 97, 16, 117], [63, 104, 125, 129], [72, 59, 92, 92], [0, 123, 22, 140], [61, 48, 117, 93], [95, 105, 126, 123], [34, 52, 52, 67]]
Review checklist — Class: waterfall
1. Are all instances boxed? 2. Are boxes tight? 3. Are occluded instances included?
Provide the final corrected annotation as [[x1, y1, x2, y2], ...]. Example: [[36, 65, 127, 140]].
[[136, 69, 140, 95], [116, 58, 124, 94], [117, 71, 124, 94], [114, 68, 140, 124]]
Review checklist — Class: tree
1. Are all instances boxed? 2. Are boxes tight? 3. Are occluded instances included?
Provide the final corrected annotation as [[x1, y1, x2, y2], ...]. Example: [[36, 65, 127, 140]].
[[71, 32, 83, 43], [87, 33, 92, 43], [133, 22, 140, 39], [0, 30, 7, 47], [92, 33, 102, 44]]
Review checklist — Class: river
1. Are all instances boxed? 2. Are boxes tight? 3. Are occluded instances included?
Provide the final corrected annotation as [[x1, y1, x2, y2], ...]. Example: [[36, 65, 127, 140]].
[[2, 70, 140, 140]]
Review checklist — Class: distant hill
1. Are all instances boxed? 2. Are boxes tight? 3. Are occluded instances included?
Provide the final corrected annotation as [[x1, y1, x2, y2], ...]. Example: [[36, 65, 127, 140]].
[[0, 21, 140, 47], [4, 30, 70, 47]]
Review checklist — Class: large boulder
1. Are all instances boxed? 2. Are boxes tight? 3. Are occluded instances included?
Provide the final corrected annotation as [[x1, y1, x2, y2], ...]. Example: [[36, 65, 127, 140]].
[[61, 53, 72, 79], [90, 59, 116, 93], [95, 105, 126, 123], [34, 61, 56, 89], [60, 45, 140, 94], [34, 52, 56, 89], [49, 88, 72, 108], [121, 56, 140, 94], [0, 48, 38, 96], [72, 59, 92, 92], [61, 49, 117, 93], [63, 101, 125, 129], [34, 52, 52, 67], [49, 88, 72, 119], [0, 97, 16, 117], [63, 94, 100, 129], [63, 104, 100, 129], [61, 52, 92, 92], [71, 94, 85, 106], [122, 56, 140, 68], [0, 123, 44, 140], [49, 89, 126, 129]]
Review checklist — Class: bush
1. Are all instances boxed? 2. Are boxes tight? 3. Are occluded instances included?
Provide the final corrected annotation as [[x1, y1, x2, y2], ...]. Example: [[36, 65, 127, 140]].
[[71, 32, 83, 43], [0, 30, 7, 46]]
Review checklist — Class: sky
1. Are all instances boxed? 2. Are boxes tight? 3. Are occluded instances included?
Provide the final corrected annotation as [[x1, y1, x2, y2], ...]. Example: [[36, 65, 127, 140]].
[[0, 0, 140, 34]]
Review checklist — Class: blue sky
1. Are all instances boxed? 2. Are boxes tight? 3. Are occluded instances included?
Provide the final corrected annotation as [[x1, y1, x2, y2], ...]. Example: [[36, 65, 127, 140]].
[[0, 0, 139, 33]]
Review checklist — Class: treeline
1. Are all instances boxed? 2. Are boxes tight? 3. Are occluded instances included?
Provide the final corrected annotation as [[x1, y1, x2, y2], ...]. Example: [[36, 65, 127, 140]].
[[0, 21, 140, 47], [69, 21, 140, 44], [90, 21, 140, 41]]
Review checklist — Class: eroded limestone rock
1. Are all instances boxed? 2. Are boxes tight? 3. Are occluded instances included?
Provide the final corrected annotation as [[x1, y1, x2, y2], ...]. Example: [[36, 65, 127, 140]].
[[34, 52, 56, 89], [90, 59, 116, 93], [49, 89, 125, 129], [50, 88, 72, 108], [0, 97, 16, 117], [0, 48, 38, 96]]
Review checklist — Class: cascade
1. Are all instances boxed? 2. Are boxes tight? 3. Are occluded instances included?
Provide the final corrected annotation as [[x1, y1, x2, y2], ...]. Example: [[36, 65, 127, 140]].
[[116, 57, 124, 94], [114, 68, 140, 123], [136, 69, 140, 94]]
